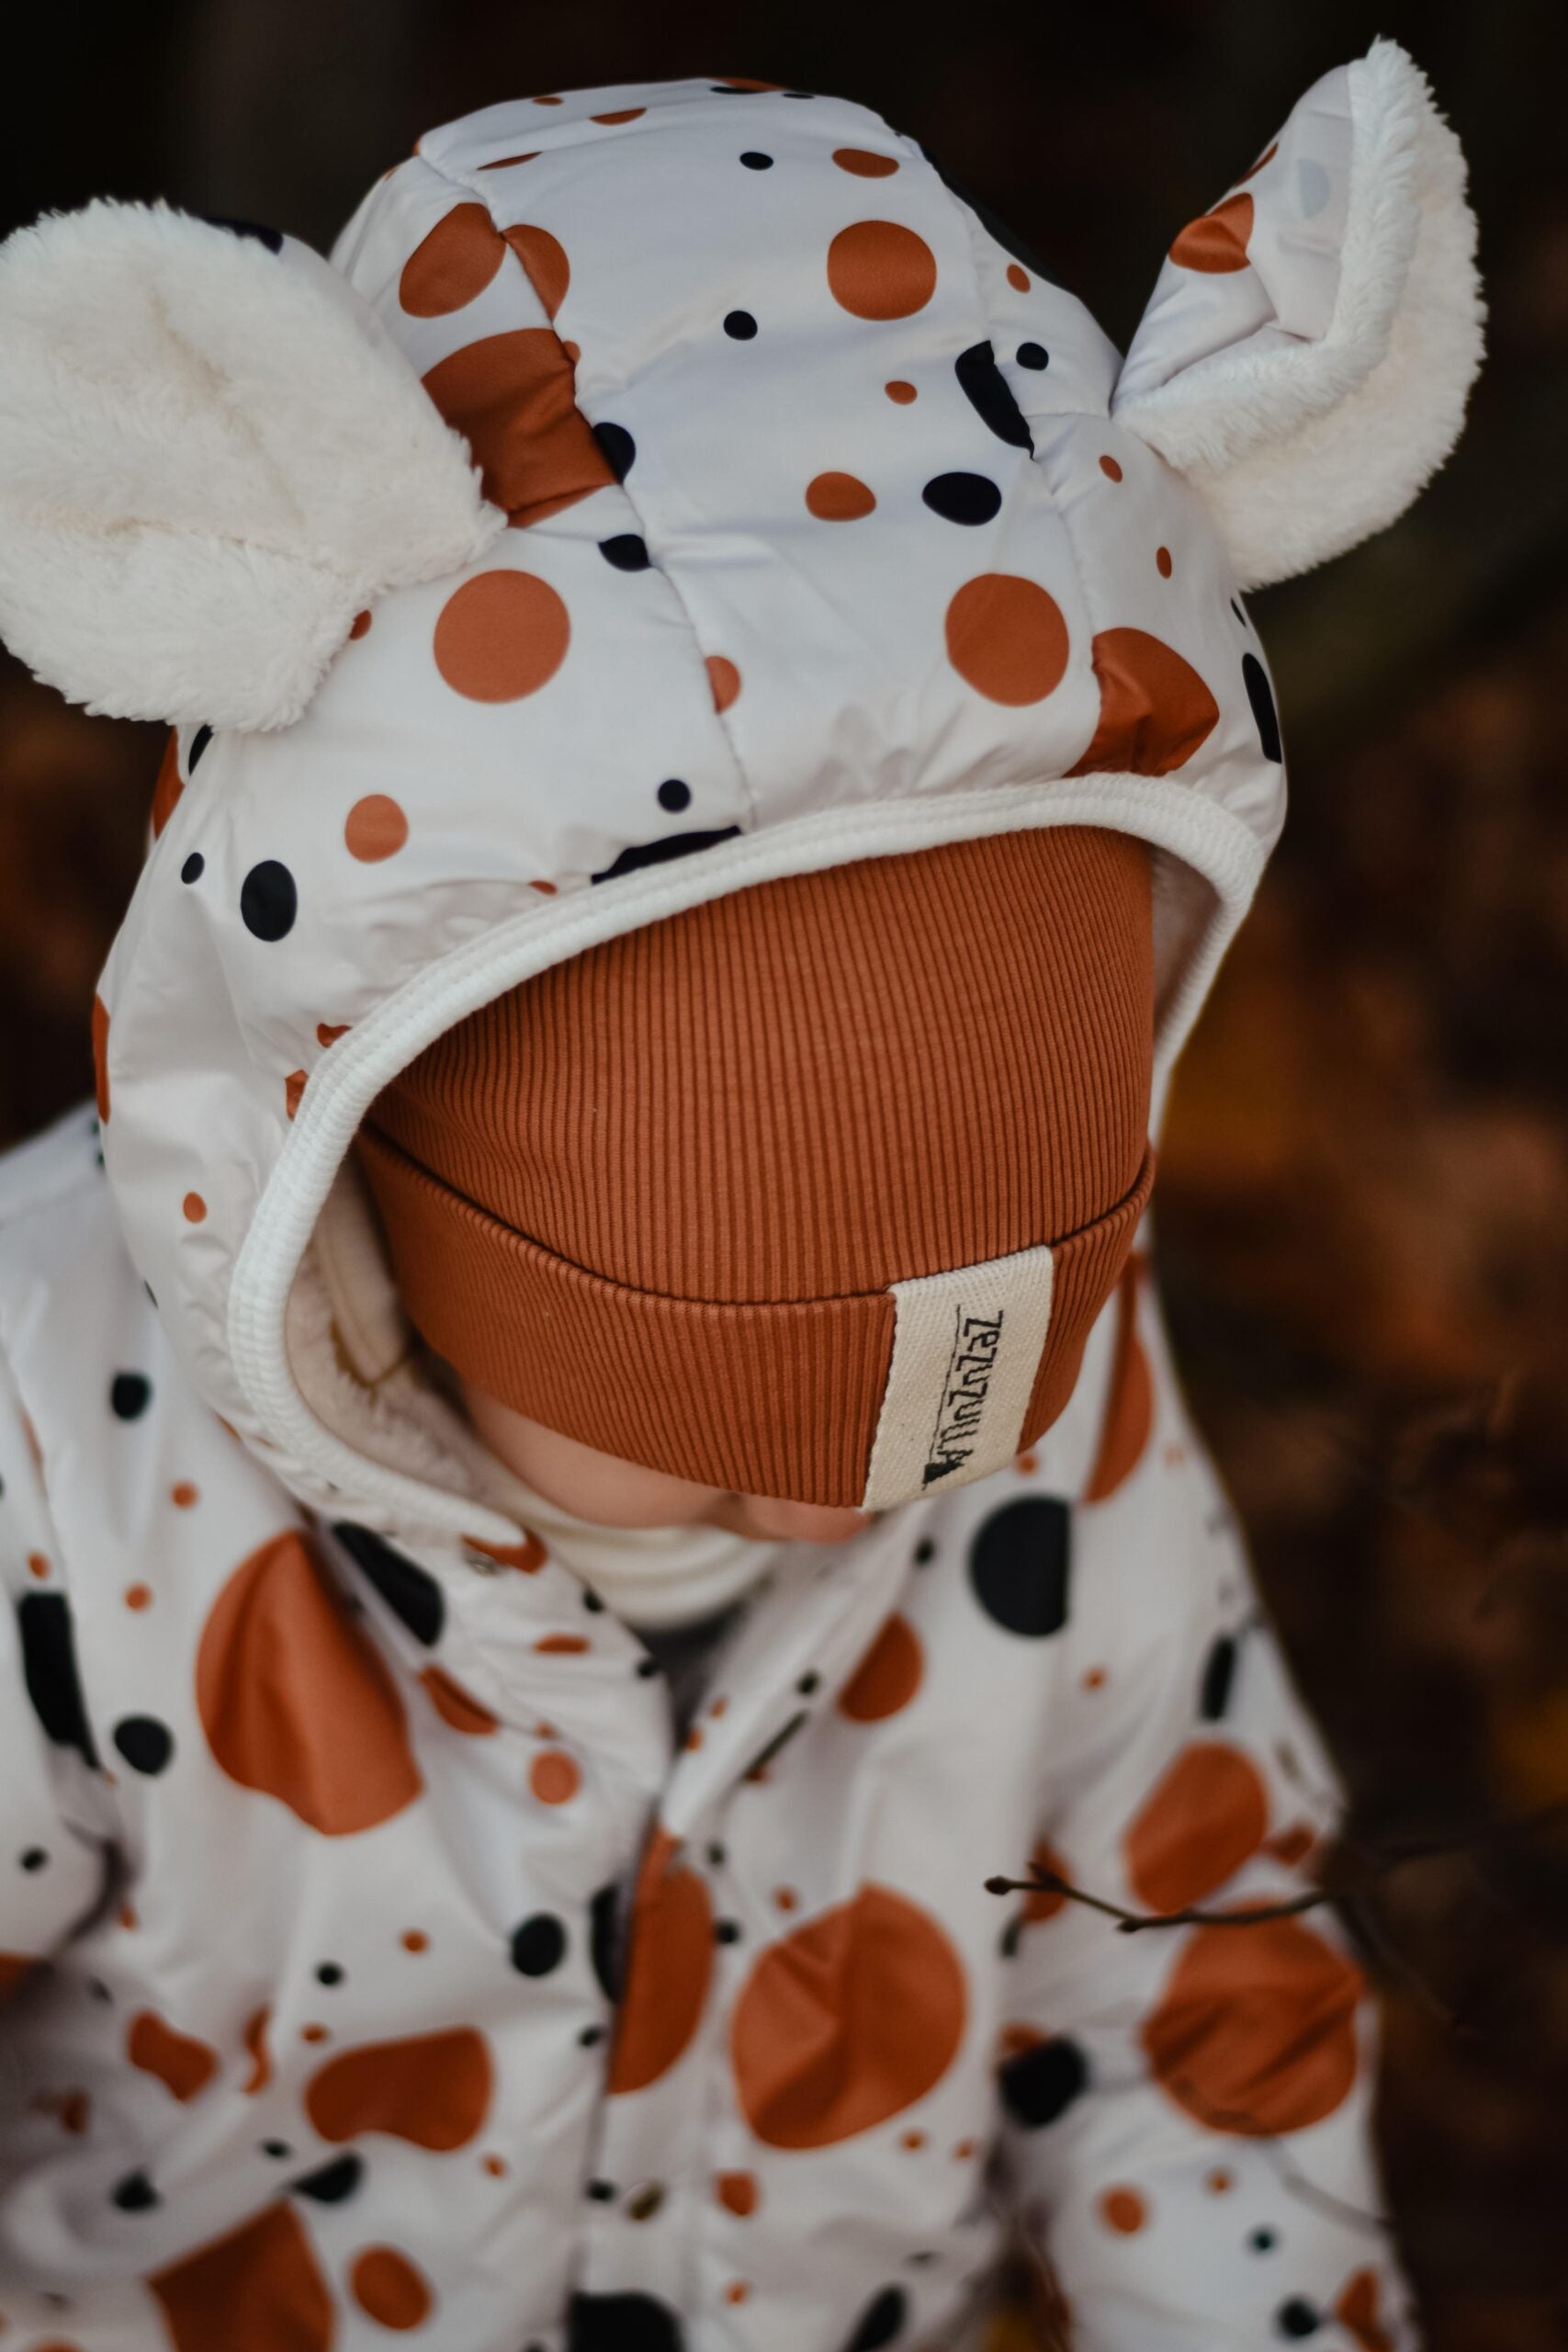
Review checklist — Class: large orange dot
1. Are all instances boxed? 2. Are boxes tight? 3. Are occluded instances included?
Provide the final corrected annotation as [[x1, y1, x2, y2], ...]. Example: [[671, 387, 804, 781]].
[[1066, 628, 1219, 776], [838, 1614, 922, 1722], [127, 2010, 220, 2103], [344, 796, 409, 862], [1126, 1743, 1269, 1914], [400, 204, 506, 316], [307, 2027, 492, 2149], [716, 2169, 758, 2215], [150, 2203, 333, 2352], [433, 571, 570, 702], [705, 654, 741, 712], [351, 2246, 434, 2330], [1142, 1916, 1364, 2135], [530, 1747, 580, 1804], [731, 1883, 965, 2147], [609, 1828, 714, 2094], [503, 224, 570, 318], [945, 575, 1069, 706], [420, 1664, 498, 1736], [423, 328, 614, 524], [1099, 2186, 1146, 2233], [833, 149, 899, 177], [827, 221, 937, 320], [806, 471, 876, 520], [1169, 192, 1255, 273]]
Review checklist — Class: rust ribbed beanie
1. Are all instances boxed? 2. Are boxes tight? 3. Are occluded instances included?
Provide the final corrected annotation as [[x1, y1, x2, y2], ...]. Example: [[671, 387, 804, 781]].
[[358, 828, 1155, 1508]]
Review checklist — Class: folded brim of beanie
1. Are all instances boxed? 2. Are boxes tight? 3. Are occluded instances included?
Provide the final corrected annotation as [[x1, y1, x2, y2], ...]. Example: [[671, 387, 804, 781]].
[[358, 1126, 1155, 1510]]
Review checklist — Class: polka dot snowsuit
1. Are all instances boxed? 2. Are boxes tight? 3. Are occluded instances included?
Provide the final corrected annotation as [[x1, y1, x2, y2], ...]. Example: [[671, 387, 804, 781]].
[[0, 74, 1421, 2352]]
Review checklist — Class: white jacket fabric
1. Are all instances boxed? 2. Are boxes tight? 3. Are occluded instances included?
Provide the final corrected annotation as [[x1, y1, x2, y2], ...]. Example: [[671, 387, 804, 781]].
[[0, 54, 1481, 2352]]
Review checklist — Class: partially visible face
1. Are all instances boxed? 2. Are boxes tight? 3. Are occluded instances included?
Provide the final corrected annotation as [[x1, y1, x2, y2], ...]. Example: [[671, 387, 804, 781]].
[[461, 1380, 875, 1545]]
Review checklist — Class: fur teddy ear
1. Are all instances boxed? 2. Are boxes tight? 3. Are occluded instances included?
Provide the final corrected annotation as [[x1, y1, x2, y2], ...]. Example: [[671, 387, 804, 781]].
[[1112, 39, 1483, 591], [0, 200, 505, 729]]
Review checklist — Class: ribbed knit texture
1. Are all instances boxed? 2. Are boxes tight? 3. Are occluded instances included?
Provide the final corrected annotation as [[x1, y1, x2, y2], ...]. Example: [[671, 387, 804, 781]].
[[359, 828, 1155, 1502]]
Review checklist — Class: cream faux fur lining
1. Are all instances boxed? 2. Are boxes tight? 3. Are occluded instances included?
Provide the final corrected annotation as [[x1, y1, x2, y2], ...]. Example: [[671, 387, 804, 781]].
[[1114, 40, 1484, 590], [0, 201, 505, 729]]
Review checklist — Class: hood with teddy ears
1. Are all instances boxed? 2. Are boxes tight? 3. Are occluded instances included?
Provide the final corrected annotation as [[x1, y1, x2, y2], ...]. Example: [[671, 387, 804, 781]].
[[0, 47, 1480, 1544]]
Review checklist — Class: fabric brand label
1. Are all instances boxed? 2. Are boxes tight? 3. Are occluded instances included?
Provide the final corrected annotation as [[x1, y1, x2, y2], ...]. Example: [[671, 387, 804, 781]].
[[860, 1242, 1055, 1510]]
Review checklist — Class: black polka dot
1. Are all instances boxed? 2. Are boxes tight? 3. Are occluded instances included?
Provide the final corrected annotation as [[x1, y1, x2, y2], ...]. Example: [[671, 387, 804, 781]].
[[715, 1919, 741, 1945], [841, 2286, 908, 2349], [333, 1523, 445, 1645], [568, 2291, 684, 2352], [1243, 651, 1282, 763], [1276, 2301, 1321, 2339], [1250, 2228, 1279, 2253], [705, 1842, 727, 1868], [315, 1961, 344, 1986], [586, 2178, 617, 2201], [511, 1912, 568, 1977], [1016, 342, 1049, 369], [998, 1915, 1022, 1959], [913, 1538, 936, 1565], [953, 341, 1033, 451], [740, 152, 773, 169], [635, 1656, 660, 1678], [599, 534, 650, 571], [921, 471, 1002, 526], [20, 1847, 48, 1871], [591, 826, 741, 884], [579, 2024, 604, 2047], [796, 1671, 820, 1696], [240, 860, 298, 942], [589, 1883, 622, 2000], [969, 1498, 1070, 1636], [261, 2139, 292, 2158], [111, 1372, 152, 1420], [998, 2033, 1088, 2127], [657, 778, 692, 813], [112, 1716, 174, 1775], [112, 2169, 159, 2211], [592, 422, 636, 481], [292, 2152, 364, 2202], [1200, 1634, 1237, 1721], [582, 1589, 605, 1612], [89, 1977, 112, 2001], [18, 1593, 98, 1766], [187, 724, 213, 772], [202, 215, 284, 253], [180, 853, 205, 884], [724, 310, 758, 340]]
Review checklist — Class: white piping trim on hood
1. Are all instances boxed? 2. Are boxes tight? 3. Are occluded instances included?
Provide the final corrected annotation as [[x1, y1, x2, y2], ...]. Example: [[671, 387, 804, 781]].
[[227, 775, 1264, 1541]]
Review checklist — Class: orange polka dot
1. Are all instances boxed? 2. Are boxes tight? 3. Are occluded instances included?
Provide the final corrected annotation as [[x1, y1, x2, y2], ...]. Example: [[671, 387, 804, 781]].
[[1022, 1842, 1069, 1925], [530, 878, 558, 896], [838, 1613, 923, 1722], [706, 654, 742, 711], [716, 2169, 758, 2216], [725, 2282, 750, 2305], [732, 1884, 965, 2147], [1125, 1742, 1269, 1914], [301, 2024, 329, 2044], [1007, 263, 1030, 291], [26, 1554, 49, 1581], [806, 470, 876, 520], [709, 1695, 728, 1719], [128, 2010, 220, 2103], [773, 1886, 798, 1912], [150, 731, 183, 840], [998, 2021, 1044, 2062], [242, 2007, 271, 2095], [482, 2153, 507, 2176], [827, 220, 938, 319], [561, 339, 581, 364], [1206, 2167, 1234, 2194], [350, 2246, 433, 2331], [535, 1633, 589, 1655], [197, 1530, 422, 1835], [420, 1664, 499, 1736], [1082, 1666, 1108, 1690], [434, 571, 570, 702], [400, 203, 506, 316], [1015, 1449, 1039, 1474], [344, 795, 409, 863], [479, 152, 540, 171], [316, 1022, 349, 1047], [91, 996, 111, 1124], [1337, 2268, 1395, 2352], [592, 107, 646, 125], [183, 1192, 207, 1224], [1156, 546, 1173, 579], [307, 2027, 492, 2148], [1142, 1917, 1363, 2135], [284, 1070, 307, 1122], [1099, 2186, 1146, 2234], [119, 1903, 138, 1929], [946, 574, 1069, 706], [533, 93, 564, 105], [1169, 192, 1255, 273], [900, 2129, 926, 2151], [150, 2203, 333, 2352], [609, 1828, 713, 2095], [465, 1531, 548, 1571], [503, 223, 570, 319], [1066, 628, 1219, 776], [1266, 1821, 1319, 1868], [349, 609, 372, 639], [530, 1747, 581, 1804], [1099, 454, 1123, 482], [423, 329, 613, 524], [171, 1482, 198, 1510], [953, 2137, 978, 2159], [833, 148, 899, 177], [885, 379, 917, 403]]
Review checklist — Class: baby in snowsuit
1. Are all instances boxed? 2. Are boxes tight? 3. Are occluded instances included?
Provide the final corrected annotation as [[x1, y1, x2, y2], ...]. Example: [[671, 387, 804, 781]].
[[0, 44, 1481, 2352]]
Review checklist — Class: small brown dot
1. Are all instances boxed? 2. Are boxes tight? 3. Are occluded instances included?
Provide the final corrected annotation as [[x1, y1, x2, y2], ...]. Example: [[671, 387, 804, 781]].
[[1083, 1667, 1108, 1690], [725, 2283, 750, 2306], [300, 2024, 329, 2044], [1100, 455, 1123, 482], [124, 1584, 152, 1611], [171, 1482, 198, 1510], [118, 1904, 138, 1930], [530, 879, 558, 896], [482, 2154, 507, 2177], [534, 93, 563, 104], [805, 470, 876, 521], [900, 2129, 926, 2151], [27, 1554, 50, 1580], [349, 609, 372, 639], [773, 1886, 799, 1912], [953, 2137, 978, 2159], [709, 1695, 728, 1719], [1015, 1450, 1039, 1474], [401, 1930, 428, 1953], [1007, 263, 1030, 291], [1156, 546, 1173, 578], [316, 1023, 349, 1048], [183, 1192, 207, 1224], [886, 379, 918, 403], [1206, 2167, 1234, 2195]]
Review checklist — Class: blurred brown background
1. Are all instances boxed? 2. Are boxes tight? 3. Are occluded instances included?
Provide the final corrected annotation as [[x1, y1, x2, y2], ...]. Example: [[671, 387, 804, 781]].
[[2, 3, 1564, 2343]]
